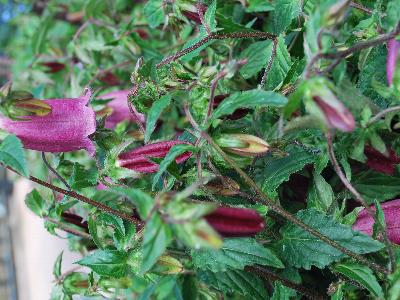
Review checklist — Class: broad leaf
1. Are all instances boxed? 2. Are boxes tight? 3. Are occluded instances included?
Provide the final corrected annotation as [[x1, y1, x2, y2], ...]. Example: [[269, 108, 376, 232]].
[[192, 238, 284, 271], [111, 187, 155, 219], [145, 94, 171, 143], [273, 0, 301, 34], [25, 189, 46, 217], [144, 0, 164, 28], [77, 250, 128, 277], [278, 209, 384, 269], [0, 134, 29, 177], [239, 40, 273, 79], [69, 163, 98, 189]]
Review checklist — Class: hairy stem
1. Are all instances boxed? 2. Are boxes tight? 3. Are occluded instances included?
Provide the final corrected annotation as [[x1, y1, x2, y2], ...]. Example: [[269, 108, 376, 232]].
[[366, 105, 400, 126], [42, 152, 71, 190], [45, 217, 92, 240], [259, 38, 278, 89], [326, 132, 395, 272]]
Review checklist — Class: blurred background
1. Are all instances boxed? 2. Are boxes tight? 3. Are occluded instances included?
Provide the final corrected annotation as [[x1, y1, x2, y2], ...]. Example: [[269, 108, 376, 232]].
[[1, 1, 81, 300]]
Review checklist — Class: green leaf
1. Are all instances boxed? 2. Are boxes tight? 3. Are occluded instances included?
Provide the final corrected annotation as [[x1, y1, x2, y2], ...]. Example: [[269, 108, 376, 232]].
[[352, 171, 400, 203], [25, 189, 46, 217], [145, 94, 171, 143], [53, 251, 63, 279], [98, 213, 125, 237], [384, 0, 400, 31], [152, 144, 197, 190], [144, 0, 164, 28], [273, 0, 301, 34], [111, 187, 155, 219], [246, 0, 275, 13], [198, 269, 268, 300], [141, 213, 172, 274], [278, 209, 384, 269], [307, 172, 334, 212], [211, 90, 287, 121], [262, 148, 316, 199], [32, 17, 52, 55], [77, 250, 128, 277], [265, 36, 292, 90], [204, 0, 217, 32], [239, 40, 273, 79], [333, 263, 383, 298], [192, 238, 284, 272], [69, 163, 98, 189], [0, 134, 29, 177]]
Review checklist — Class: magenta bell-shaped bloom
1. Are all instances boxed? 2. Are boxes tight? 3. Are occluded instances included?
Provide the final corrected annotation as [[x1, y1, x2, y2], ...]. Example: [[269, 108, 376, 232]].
[[353, 199, 400, 244], [0, 89, 96, 155], [98, 90, 145, 129], [387, 39, 400, 86]]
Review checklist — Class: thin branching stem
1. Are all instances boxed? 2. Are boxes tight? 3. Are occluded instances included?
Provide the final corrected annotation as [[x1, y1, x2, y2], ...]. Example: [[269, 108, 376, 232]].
[[41, 152, 71, 190]]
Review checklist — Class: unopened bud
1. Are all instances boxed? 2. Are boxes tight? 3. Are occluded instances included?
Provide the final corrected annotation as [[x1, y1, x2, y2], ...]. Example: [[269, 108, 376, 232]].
[[206, 176, 240, 196], [215, 134, 269, 157], [11, 98, 52, 117], [152, 255, 184, 275]]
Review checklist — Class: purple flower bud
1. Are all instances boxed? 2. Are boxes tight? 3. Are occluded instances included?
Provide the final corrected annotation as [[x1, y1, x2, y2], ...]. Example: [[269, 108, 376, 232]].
[[387, 39, 400, 86], [364, 146, 400, 175], [97, 90, 145, 129], [353, 199, 400, 244], [117, 140, 192, 173], [313, 95, 355, 132], [0, 89, 96, 155], [204, 206, 264, 237]]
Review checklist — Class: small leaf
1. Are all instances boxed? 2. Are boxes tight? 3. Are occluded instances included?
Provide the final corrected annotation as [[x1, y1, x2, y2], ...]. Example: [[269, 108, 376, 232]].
[[192, 238, 284, 272], [246, 0, 274, 13], [77, 250, 128, 277], [212, 90, 287, 121], [0, 134, 29, 177], [141, 213, 172, 274], [333, 263, 383, 298], [111, 187, 155, 219], [272, 0, 301, 34], [69, 163, 98, 189], [307, 172, 334, 212], [32, 17, 52, 55], [145, 94, 171, 143], [144, 0, 165, 28], [25, 189, 46, 217], [53, 251, 63, 279]]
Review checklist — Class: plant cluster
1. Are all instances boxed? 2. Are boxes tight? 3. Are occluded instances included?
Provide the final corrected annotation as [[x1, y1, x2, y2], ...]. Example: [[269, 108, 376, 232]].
[[1, 0, 400, 299]]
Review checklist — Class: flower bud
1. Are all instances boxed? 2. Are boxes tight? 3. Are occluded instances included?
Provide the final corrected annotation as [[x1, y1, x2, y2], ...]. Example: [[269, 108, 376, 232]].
[[11, 98, 52, 117], [181, 4, 207, 24], [215, 134, 269, 157], [117, 140, 192, 173], [353, 199, 400, 244], [98, 71, 120, 86], [364, 146, 400, 175], [307, 78, 355, 132], [387, 39, 400, 86], [204, 206, 264, 237], [40, 61, 66, 73], [152, 255, 184, 275]]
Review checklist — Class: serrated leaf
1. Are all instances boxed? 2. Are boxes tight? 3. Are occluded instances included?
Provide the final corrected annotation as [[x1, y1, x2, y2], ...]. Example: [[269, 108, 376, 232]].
[[239, 40, 273, 79], [204, 0, 217, 32], [333, 263, 383, 298], [212, 90, 287, 121], [273, 0, 301, 34], [25, 189, 46, 217], [145, 94, 171, 143], [262, 149, 316, 199], [98, 213, 125, 236], [152, 144, 197, 190], [192, 238, 284, 272], [279, 209, 384, 269], [141, 213, 172, 274], [69, 163, 98, 189], [266, 36, 292, 90], [0, 134, 29, 177], [198, 269, 268, 300], [246, 0, 275, 13], [77, 250, 128, 277], [144, 0, 164, 28]]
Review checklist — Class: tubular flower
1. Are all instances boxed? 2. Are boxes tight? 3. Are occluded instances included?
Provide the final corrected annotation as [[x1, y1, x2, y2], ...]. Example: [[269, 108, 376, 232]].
[[40, 61, 66, 73], [387, 39, 400, 86], [204, 206, 265, 237], [0, 90, 96, 155], [364, 146, 400, 175], [353, 199, 400, 244], [117, 140, 192, 173], [182, 4, 206, 24], [97, 90, 145, 129]]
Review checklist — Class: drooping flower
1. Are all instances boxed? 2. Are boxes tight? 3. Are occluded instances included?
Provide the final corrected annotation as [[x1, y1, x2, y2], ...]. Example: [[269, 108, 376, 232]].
[[353, 199, 400, 244], [0, 89, 96, 155], [387, 39, 400, 86], [215, 134, 269, 157], [364, 146, 400, 175], [97, 90, 145, 129], [117, 140, 192, 173], [204, 206, 264, 237]]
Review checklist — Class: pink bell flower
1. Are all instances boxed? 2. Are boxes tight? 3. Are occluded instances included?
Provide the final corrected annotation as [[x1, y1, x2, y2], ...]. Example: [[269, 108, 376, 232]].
[[353, 199, 400, 244], [387, 39, 400, 86], [0, 89, 96, 155], [97, 90, 145, 129]]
